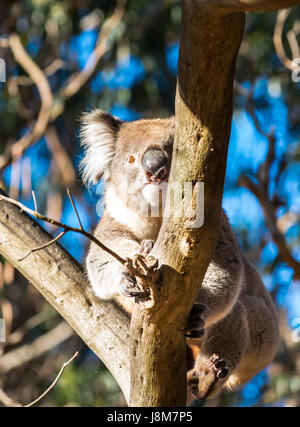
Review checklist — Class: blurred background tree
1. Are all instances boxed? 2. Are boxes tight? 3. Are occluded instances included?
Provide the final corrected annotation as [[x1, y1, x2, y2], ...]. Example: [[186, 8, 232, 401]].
[[0, 0, 299, 407]]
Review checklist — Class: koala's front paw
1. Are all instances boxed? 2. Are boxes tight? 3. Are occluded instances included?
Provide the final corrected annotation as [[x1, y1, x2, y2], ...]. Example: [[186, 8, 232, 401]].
[[120, 266, 149, 300], [119, 242, 159, 302], [187, 353, 229, 400], [185, 303, 207, 339]]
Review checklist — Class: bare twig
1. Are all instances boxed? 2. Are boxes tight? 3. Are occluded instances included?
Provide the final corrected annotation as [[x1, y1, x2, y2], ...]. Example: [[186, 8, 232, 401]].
[[0, 34, 54, 171], [273, 8, 298, 71], [25, 351, 79, 407], [32, 190, 38, 212], [19, 230, 67, 262], [287, 20, 300, 59], [237, 66, 300, 280], [66, 188, 83, 230], [0, 351, 78, 407], [45, 126, 76, 187], [239, 175, 300, 280]]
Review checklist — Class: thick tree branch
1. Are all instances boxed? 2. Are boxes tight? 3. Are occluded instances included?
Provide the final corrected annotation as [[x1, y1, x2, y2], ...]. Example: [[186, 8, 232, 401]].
[[197, 0, 300, 12], [0, 189, 131, 402], [129, 3, 245, 406]]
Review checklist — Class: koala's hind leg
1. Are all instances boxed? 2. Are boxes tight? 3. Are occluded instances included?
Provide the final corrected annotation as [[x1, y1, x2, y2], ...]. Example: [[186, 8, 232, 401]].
[[226, 294, 279, 389], [187, 301, 250, 400]]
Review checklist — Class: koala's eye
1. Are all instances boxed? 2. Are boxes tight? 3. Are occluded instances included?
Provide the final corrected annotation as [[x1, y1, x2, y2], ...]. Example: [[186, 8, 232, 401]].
[[128, 155, 135, 164]]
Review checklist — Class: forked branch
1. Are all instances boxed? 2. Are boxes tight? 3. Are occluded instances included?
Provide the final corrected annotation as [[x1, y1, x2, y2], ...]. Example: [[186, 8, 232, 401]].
[[0, 190, 151, 282]]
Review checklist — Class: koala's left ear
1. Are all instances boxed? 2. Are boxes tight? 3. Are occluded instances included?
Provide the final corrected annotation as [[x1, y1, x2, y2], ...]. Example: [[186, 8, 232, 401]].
[[80, 109, 123, 185]]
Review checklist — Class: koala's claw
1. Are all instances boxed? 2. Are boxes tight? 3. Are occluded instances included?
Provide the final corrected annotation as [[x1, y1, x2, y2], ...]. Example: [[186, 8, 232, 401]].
[[140, 239, 154, 257], [120, 269, 149, 299], [185, 303, 207, 339], [209, 353, 228, 378], [187, 353, 229, 400], [120, 245, 159, 302]]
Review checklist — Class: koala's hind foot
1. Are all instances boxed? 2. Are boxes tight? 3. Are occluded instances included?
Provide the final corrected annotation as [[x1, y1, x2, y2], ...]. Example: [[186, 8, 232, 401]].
[[187, 301, 250, 401], [187, 353, 229, 400], [185, 303, 207, 339]]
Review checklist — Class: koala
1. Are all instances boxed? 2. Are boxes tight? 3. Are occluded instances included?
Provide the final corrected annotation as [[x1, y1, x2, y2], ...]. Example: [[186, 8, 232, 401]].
[[80, 109, 280, 402]]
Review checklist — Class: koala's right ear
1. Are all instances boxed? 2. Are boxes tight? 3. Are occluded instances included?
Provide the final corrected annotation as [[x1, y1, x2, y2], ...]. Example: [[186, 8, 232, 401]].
[[80, 110, 123, 185]]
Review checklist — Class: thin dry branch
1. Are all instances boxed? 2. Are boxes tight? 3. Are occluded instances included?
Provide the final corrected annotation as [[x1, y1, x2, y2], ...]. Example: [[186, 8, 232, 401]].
[[18, 230, 67, 262], [0, 352, 78, 407], [45, 126, 76, 188], [0, 34, 53, 171], [25, 351, 79, 407], [239, 175, 300, 281], [66, 188, 83, 230], [237, 76, 300, 280], [273, 8, 299, 71], [287, 20, 300, 59]]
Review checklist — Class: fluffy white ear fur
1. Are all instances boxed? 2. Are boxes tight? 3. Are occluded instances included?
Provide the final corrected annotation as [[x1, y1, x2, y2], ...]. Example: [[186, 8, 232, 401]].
[[80, 110, 122, 185]]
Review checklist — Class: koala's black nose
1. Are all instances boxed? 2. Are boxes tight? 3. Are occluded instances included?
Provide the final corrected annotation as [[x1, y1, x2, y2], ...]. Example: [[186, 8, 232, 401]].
[[142, 149, 168, 182]]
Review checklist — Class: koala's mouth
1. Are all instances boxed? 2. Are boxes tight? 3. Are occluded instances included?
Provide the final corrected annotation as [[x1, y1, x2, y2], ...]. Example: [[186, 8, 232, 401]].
[[142, 168, 168, 208], [145, 166, 168, 184]]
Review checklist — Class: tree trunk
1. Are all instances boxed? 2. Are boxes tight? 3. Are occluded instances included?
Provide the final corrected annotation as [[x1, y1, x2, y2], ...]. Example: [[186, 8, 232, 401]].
[[129, 2, 245, 407]]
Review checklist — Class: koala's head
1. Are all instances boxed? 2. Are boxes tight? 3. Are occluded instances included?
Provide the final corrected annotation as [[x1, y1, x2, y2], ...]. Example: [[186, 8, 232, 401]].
[[80, 110, 174, 216]]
